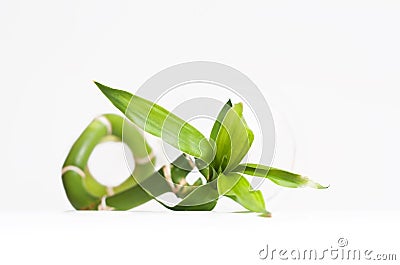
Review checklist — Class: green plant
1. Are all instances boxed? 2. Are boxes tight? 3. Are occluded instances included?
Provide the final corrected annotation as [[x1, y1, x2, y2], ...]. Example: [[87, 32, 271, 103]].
[[61, 81, 327, 216]]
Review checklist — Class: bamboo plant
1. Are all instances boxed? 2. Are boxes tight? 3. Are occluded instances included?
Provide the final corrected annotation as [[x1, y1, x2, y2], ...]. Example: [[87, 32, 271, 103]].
[[62, 81, 327, 216]]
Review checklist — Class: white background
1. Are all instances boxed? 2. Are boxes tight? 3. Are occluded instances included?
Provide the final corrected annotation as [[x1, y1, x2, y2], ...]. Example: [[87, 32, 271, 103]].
[[1, 0, 399, 264]]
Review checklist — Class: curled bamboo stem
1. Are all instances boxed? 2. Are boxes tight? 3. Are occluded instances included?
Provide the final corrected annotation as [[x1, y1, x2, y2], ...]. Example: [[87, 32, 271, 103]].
[[62, 114, 208, 210]]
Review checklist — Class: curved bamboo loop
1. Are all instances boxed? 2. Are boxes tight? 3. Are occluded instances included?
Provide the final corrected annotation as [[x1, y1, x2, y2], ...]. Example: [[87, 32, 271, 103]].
[[62, 114, 155, 210], [62, 114, 208, 210]]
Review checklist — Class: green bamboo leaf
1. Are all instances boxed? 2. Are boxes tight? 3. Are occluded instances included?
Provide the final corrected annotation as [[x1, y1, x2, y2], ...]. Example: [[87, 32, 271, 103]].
[[210, 99, 232, 142], [212, 103, 254, 173], [94, 81, 213, 162], [195, 100, 232, 180], [217, 172, 241, 195], [233, 163, 328, 189], [158, 181, 219, 211], [221, 172, 270, 216], [175, 181, 219, 206]]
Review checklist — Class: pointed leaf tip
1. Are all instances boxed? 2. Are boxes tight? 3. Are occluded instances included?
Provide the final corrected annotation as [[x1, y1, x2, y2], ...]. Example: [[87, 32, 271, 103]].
[[234, 163, 327, 189], [93, 81, 132, 113], [259, 211, 272, 218], [308, 181, 329, 189]]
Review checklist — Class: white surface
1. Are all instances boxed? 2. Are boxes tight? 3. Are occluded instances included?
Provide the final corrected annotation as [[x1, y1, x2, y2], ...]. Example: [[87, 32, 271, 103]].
[[0, 211, 398, 265], [1, 1, 400, 263]]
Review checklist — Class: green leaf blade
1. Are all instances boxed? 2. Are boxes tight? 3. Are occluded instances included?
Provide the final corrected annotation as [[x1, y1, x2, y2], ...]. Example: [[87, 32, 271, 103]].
[[217, 172, 241, 195], [213, 103, 254, 173], [159, 181, 219, 210], [94, 81, 213, 161], [210, 99, 232, 142], [222, 173, 270, 216], [234, 163, 328, 189]]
